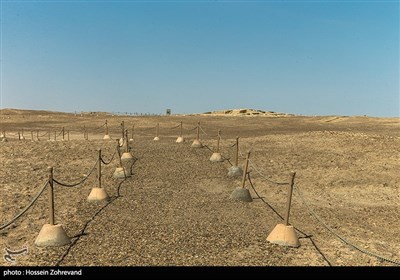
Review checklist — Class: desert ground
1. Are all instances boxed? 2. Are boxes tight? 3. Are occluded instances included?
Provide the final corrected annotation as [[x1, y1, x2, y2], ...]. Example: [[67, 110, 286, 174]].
[[0, 108, 399, 266]]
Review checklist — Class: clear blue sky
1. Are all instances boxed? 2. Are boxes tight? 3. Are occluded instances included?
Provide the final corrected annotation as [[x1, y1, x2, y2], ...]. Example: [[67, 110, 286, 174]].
[[0, 0, 399, 117]]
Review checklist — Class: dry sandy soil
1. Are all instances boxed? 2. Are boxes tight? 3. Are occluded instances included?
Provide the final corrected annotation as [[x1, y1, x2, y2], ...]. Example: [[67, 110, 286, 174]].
[[0, 109, 399, 267]]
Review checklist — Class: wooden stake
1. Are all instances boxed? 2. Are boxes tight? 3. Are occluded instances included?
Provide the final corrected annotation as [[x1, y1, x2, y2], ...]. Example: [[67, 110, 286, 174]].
[[235, 137, 239, 167], [156, 123, 159, 138], [48, 167, 55, 225], [284, 172, 296, 226], [241, 151, 251, 188], [98, 150, 102, 189], [216, 130, 221, 152], [125, 129, 129, 153], [116, 139, 124, 168]]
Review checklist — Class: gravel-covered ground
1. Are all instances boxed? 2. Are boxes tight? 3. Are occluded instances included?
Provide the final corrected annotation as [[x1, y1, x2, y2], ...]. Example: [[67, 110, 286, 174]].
[[0, 110, 399, 266]]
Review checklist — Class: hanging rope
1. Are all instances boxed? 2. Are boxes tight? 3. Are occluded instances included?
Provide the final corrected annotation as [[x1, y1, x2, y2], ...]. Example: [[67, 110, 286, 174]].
[[140, 125, 158, 132], [227, 142, 237, 148], [101, 148, 118, 165], [6, 132, 19, 137], [199, 125, 208, 136], [294, 184, 400, 265], [94, 122, 107, 130], [56, 128, 64, 137], [203, 145, 214, 152], [38, 131, 49, 137], [169, 123, 181, 129], [53, 159, 98, 188], [0, 180, 49, 230], [184, 125, 198, 131], [248, 173, 285, 220], [248, 159, 289, 186], [222, 156, 233, 166], [237, 146, 287, 186]]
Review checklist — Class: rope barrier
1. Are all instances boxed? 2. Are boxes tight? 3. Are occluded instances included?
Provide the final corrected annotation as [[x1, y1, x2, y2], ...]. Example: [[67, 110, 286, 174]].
[[237, 146, 287, 186], [7, 132, 19, 137], [0, 180, 49, 230], [200, 142, 232, 165], [248, 159, 289, 186], [56, 128, 64, 137], [247, 172, 284, 220], [2, 121, 397, 267], [169, 123, 181, 129], [54, 176, 131, 266], [94, 122, 106, 130], [208, 134, 236, 152], [227, 142, 237, 148], [215, 140, 237, 150], [132, 126, 158, 137], [38, 131, 49, 137], [101, 147, 118, 165], [247, 173, 285, 220], [53, 159, 98, 188], [247, 173, 310, 237], [222, 156, 233, 166], [237, 143, 398, 265], [184, 126, 198, 131], [199, 125, 208, 136], [238, 147, 248, 160], [66, 129, 84, 134], [203, 145, 213, 152], [126, 156, 139, 177], [294, 184, 400, 265], [140, 125, 158, 132], [248, 173, 332, 265]]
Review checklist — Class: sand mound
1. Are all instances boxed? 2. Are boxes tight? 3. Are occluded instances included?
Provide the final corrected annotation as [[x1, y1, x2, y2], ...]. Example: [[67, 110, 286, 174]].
[[202, 108, 292, 117]]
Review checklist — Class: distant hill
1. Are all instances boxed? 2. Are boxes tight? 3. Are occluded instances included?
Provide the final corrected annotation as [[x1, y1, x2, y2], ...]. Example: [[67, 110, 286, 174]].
[[202, 108, 293, 117], [0, 108, 111, 116], [0, 108, 63, 115]]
